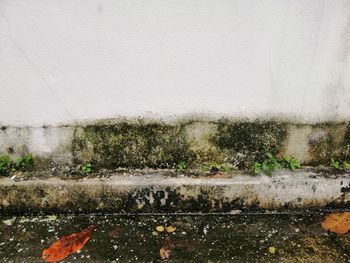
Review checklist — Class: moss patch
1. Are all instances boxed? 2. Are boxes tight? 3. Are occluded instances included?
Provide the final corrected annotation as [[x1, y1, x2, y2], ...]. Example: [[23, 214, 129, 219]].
[[15, 119, 348, 171], [211, 119, 288, 168], [342, 122, 350, 159], [72, 121, 195, 169], [306, 122, 349, 165]]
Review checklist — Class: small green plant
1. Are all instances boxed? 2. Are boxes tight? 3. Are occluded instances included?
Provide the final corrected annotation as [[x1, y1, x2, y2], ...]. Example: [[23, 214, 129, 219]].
[[340, 160, 349, 170], [330, 158, 350, 171], [251, 153, 280, 177], [81, 163, 92, 173], [0, 155, 13, 175], [330, 158, 341, 170], [251, 162, 262, 174], [176, 161, 187, 173], [281, 156, 301, 171], [210, 162, 233, 173], [262, 153, 280, 176], [0, 154, 33, 176], [252, 153, 302, 177], [14, 155, 33, 170]]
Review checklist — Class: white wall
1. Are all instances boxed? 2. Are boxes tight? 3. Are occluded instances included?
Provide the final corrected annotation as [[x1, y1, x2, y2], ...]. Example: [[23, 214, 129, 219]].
[[1, 0, 350, 126]]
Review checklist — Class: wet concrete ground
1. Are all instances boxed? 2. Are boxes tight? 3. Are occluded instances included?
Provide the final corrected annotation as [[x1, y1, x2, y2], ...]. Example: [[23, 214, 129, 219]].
[[0, 213, 349, 262]]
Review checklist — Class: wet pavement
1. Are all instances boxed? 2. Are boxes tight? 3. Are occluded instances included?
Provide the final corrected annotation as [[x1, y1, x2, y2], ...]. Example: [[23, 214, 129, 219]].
[[0, 213, 349, 262]]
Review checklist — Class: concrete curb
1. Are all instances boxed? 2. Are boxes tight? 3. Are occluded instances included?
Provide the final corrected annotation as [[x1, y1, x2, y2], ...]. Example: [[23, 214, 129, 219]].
[[0, 170, 349, 215]]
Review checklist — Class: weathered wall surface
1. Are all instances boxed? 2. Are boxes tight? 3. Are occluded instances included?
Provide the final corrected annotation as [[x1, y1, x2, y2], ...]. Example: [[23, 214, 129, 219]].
[[1, 1, 350, 168], [1, 0, 350, 126], [0, 120, 349, 168]]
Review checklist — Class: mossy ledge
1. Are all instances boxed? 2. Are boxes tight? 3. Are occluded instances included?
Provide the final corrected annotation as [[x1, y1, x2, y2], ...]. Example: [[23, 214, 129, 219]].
[[0, 118, 349, 170], [72, 121, 195, 169]]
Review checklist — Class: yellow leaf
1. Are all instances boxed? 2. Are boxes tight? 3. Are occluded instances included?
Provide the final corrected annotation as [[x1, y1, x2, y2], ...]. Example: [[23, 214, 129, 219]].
[[321, 212, 350, 234], [268, 246, 276, 254], [165, 225, 177, 233], [156, 225, 165, 232]]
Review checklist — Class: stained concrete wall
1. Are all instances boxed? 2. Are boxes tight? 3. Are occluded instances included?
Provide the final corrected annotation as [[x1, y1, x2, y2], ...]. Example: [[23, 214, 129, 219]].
[[0, 120, 349, 169], [1, 0, 350, 126]]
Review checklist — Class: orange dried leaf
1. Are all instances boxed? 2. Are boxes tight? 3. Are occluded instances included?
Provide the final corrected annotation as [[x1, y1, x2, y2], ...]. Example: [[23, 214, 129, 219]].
[[159, 247, 171, 260], [321, 212, 350, 234], [42, 225, 94, 262], [159, 237, 175, 260]]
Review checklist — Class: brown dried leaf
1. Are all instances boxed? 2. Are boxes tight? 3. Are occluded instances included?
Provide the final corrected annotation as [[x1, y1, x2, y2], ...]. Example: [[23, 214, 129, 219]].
[[159, 237, 175, 260], [173, 240, 195, 252], [321, 212, 350, 234], [159, 247, 171, 260], [108, 228, 121, 239], [42, 225, 94, 262]]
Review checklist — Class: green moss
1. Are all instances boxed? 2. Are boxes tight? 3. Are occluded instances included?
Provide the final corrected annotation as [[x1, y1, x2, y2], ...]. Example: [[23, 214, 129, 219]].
[[306, 122, 349, 165], [211, 119, 288, 168], [72, 119, 293, 170], [72, 121, 195, 169], [342, 122, 350, 159], [68, 119, 350, 170]]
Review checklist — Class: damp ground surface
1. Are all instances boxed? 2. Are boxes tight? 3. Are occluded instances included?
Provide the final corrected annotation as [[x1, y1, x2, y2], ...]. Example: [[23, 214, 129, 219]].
[[0, 213, 349, 263]]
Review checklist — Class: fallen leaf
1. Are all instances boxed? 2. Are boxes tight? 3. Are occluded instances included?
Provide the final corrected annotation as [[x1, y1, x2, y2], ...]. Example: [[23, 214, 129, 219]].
[[159, 237, 175, 260], [268, 246, 276, 254], [165, 225, 177, 233], [159, 247, 170, 260], [42, 225, 95, 262], [108, 228, 120, 239], [321, 212, 350, 234], [156, 226, 165, 232], [173, 240, 195, 252]]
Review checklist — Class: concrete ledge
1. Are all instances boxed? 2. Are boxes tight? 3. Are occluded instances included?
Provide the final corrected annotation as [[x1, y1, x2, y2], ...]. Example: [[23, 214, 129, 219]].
[[0, 170, 349, 215]]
